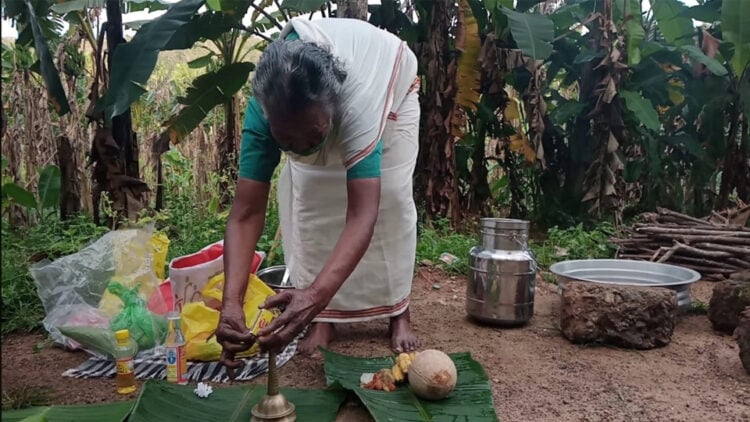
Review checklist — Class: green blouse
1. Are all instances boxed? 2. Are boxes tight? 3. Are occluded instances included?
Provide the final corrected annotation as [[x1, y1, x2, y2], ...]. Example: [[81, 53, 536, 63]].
[[237, 30, 382, 183]]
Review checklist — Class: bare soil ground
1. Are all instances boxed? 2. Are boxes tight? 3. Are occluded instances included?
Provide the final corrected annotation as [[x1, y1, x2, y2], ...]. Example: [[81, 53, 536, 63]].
[[3, 267, 749, 421]]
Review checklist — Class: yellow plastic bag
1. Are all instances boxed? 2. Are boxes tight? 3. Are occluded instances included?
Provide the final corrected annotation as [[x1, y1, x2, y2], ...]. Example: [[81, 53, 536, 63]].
[[149, 232, 170, 281], [200, 272, 250, 310], [182, 273, 279, 361]]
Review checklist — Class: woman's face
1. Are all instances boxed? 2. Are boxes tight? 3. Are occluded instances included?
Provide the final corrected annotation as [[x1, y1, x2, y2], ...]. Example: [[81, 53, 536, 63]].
[[268, 104, 332, 156]]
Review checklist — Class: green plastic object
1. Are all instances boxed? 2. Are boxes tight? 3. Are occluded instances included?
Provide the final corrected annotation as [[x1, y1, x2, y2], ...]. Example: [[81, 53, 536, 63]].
[[107, 281, 167, 351]]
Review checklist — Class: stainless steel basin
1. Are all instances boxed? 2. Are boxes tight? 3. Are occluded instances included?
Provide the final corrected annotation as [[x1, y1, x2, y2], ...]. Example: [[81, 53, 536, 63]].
[[549, 259, 701, 310], [256, 265, 295, 290]]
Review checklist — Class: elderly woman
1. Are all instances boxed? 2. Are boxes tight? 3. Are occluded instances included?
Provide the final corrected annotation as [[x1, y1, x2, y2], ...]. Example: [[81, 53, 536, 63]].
[[216, 17, 421, 369]]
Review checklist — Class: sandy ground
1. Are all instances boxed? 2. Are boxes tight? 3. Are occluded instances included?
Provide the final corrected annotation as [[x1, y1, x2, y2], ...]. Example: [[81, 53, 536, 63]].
[[2, 267, 749, 421]]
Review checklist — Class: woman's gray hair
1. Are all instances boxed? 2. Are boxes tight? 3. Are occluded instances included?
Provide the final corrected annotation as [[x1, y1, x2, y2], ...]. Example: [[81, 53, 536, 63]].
[[252, 39, 347, 116]]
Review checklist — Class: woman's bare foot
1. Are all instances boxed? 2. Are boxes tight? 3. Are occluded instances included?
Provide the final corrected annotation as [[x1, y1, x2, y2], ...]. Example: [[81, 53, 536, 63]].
[[389, 307, 420, 353], [298, 322, 335, 356]]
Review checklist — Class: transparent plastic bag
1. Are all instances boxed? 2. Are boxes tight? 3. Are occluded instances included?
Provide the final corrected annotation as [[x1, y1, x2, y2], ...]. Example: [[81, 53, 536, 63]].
[[29, 225, 169, 355]]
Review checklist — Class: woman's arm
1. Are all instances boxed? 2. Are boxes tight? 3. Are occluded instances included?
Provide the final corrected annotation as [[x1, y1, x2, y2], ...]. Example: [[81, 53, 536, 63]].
[[216, 179, 270, 377], [222, 179, 271, 308]]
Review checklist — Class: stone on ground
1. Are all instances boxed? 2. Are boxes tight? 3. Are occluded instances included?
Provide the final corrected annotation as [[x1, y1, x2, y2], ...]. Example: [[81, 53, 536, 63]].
[[735, 306, 750, 375], [708, 272, 750, 334], [560, 281, 678, 349]]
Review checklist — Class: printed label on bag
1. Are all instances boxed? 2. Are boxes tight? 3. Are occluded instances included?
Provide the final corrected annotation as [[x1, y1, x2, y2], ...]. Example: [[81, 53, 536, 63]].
[[116, 358, 134, 375]]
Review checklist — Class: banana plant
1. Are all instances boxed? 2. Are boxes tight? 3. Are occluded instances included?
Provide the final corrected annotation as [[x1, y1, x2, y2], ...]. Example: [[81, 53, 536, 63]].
[[624, 0, 749, 213], [3, 0, 208, 225], [1, 164, 61, 224]]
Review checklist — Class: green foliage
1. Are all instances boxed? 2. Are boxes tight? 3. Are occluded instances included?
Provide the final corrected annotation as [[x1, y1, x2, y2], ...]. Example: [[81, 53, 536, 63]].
[[500, 7, 555, 60], [97, 0, 205, 123], [531, 222, 619, 270], [2, 183, 38, 210], [159, 61, 255, 145], [687, 300, 709, 315], [679, 45, 728, 77], [620, 90, 660, 131], [279, 0, 326, 13], [37, 165, 60, 210], [147, 149, 230, 262], [3, 0, 70, 115], [204, 0, 249, 14], [1, 42, 36, 83], [2, 400, 133, 421], [415, 219, 476, 274], [617, 0, 645, 66], [2, 385, 54, 411], [1, 164, 61, 221], [648, 0, 695, 46], [139, 149, 283, 267], [163, 10, 246, 51], [721, 0, 750, 77]]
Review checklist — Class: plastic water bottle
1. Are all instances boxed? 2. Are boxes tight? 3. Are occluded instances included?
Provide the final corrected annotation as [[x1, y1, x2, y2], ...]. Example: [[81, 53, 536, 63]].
[[165, 311, 188, 385], [114, 329, 137, 394]]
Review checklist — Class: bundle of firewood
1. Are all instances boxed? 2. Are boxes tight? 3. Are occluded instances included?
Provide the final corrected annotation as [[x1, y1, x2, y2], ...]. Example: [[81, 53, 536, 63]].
[[612, 202, 750, 279]]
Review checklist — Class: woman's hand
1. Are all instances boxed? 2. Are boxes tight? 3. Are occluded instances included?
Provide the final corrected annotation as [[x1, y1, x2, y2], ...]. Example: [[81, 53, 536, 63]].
[[216, 302, 257, 379], [256, 288, 329, 352]]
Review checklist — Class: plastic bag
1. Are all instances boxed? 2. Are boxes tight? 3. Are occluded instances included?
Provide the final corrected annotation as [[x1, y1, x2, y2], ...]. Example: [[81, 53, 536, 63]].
[[97, 230, 169, 318], [107, 281, 168, 351], [168, 240, 265, 311], [182, 273, 279, 361], [150, 232, 170, 280], [57, 326, 117, 359], [29, 225, 169, 354]]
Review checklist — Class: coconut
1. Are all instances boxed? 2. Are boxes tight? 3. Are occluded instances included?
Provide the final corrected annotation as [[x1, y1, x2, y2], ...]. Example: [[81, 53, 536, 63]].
[[407, 349, 457, 401]]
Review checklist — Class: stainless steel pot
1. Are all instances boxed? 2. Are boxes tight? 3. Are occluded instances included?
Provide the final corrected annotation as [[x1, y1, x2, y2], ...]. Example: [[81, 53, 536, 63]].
[[467, 218, 537, 326], [257, 265, 295, 290]]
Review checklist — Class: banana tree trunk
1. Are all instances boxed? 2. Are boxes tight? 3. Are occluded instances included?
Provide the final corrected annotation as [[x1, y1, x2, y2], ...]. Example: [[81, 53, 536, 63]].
[[415, 0, 460, 225], [90, 0, 146, 226], [1, 100, 6, 140], [561, 19, 601, 215], [106, 0, 137, 180], [58, 136, 81, 219], [337, 0, 368, 19], [218, 96, 239, 208], [717, 112, 750, 208]]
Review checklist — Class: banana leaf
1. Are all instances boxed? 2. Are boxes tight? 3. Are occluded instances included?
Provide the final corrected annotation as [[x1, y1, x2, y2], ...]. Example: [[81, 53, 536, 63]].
[[322, 349, 500, 422], [1, 401, 134, 422], [57, 326, 117, 359], [127, 380, 346, 421]]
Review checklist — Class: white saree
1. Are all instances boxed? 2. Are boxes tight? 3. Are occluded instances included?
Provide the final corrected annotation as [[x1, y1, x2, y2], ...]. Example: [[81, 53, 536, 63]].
[[276, 18, 420, 322]]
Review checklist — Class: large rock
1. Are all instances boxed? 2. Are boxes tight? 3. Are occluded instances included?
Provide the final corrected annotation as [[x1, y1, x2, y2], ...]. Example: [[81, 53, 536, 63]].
[[736, 307, 750, 375], [708, 275, 750, 334], [560, 281, 678, 349]]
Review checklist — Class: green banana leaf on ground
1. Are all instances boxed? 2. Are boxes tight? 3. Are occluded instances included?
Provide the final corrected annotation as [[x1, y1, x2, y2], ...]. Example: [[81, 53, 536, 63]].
[[2, 381, 346, 422], [2, 350, 498, 421], [2, 400, 134, 422], [127, 380, 346, 422], [321, 348, 500, 421]]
